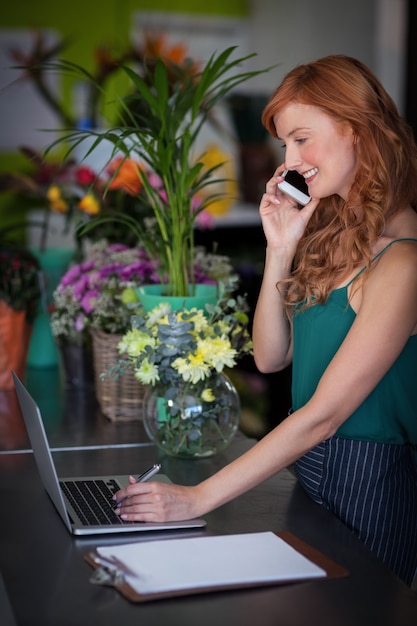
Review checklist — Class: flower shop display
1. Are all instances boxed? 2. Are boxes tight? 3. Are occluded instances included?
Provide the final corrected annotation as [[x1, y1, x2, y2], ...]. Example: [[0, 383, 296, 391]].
[[0, 246, 41, 389], [50, 241, 153, 403], [44, 45, 270, 299], [5, 36, 268, 431], [51, 241, 238, 420], [0, 147, 157, 252], [112, 281, 253, 457]]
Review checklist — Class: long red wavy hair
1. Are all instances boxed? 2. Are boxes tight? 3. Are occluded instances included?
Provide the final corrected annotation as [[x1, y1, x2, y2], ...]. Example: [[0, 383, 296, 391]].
[[262, 55, 417, 309]]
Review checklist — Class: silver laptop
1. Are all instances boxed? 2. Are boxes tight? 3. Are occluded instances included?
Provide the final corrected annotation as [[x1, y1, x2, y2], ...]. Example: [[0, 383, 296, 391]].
[[12, 372, 206, 536]]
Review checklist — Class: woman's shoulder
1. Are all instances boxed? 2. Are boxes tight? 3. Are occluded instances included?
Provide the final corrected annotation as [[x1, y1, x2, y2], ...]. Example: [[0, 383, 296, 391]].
[[360, 235, 417, 334], [371, 237, 417, 280], [371, 207, 417, 260]]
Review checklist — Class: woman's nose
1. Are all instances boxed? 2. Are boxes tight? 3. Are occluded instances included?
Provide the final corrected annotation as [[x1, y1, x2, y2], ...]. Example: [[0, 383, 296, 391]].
[[284, 146, 302, 171]]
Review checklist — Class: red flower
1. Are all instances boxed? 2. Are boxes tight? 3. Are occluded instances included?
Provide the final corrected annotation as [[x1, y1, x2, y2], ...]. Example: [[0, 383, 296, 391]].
[[75, 166, 96, 186]]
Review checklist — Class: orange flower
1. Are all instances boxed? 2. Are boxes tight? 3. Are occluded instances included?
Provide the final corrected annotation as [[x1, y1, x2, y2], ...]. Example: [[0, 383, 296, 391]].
[[78, 193, 100, 215], [143, 33, 199, 75], [107, 157, 145, 195], [47, 185, 69, 214]]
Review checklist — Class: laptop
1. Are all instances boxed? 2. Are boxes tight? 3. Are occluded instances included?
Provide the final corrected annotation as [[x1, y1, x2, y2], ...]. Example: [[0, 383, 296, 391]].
[[12, 372, 206, 536]]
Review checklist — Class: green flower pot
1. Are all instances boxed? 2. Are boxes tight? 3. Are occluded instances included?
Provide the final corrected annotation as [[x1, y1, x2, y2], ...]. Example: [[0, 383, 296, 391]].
[[135, 283, 218, 313]]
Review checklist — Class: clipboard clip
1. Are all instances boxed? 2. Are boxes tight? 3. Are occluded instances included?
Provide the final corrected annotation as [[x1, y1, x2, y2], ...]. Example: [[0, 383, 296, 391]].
[[87, 552, 128, 587]]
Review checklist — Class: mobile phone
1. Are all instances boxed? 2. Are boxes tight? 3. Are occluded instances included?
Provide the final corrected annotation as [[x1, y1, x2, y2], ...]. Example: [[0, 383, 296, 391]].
[[277, 170, 311, 206]]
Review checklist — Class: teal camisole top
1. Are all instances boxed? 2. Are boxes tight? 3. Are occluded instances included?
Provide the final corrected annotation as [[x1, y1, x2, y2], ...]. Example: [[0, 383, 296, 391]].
[[292, 238, 417, 445]]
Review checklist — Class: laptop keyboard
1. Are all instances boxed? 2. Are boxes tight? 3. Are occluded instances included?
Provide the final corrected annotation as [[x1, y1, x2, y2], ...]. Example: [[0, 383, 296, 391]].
[[59, 478, 128, 526]]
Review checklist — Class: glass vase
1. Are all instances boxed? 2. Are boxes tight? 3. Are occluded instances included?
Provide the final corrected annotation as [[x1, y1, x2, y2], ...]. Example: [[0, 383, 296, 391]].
[[142, 372, 240, 458]]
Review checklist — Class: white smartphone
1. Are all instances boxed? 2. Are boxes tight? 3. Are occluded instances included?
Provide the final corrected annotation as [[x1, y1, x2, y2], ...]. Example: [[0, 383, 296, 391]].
[[277, 170, 311, 206]]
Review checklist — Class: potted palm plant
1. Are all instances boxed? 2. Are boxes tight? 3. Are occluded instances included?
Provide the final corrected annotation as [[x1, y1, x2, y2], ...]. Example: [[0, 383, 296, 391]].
[[45, 46, 270, 299]]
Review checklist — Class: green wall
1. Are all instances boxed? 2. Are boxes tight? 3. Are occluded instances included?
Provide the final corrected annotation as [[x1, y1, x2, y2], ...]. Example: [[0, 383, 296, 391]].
[[0, 0, 249, 73]]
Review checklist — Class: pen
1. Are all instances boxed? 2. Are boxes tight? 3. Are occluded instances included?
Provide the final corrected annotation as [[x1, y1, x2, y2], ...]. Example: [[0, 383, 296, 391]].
[[115, 463, 161, 507], [135, 463, 161, 483]]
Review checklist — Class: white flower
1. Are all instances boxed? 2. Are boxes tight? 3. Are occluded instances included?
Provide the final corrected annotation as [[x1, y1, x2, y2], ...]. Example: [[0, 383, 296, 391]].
[[134, 358, 159, 384]]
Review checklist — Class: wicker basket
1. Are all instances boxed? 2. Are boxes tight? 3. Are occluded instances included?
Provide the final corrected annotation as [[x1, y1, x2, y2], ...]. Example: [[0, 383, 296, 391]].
[[91, 328, 146, 421]]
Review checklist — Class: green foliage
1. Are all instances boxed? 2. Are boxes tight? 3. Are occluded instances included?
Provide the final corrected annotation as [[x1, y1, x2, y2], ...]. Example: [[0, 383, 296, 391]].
[[43, 47, 271, 296]]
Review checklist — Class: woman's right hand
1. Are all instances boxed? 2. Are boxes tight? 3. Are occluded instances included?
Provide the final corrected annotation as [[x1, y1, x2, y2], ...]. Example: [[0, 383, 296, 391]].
[[253, 167, 320, 372], [260, 166, 320, 252]]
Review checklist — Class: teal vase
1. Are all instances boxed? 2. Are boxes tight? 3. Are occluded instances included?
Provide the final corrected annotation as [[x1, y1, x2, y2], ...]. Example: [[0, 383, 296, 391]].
[[135, 283, 218, 313], [27, 248, 74, 368]]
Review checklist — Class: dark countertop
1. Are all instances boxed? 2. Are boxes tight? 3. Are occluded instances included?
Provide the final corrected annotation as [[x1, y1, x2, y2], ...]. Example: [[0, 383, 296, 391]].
[[1, 367, 417, 625]]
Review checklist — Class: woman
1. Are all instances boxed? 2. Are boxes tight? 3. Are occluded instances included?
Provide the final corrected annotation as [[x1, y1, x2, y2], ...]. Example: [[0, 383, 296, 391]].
[[114, 55, 417, 585]]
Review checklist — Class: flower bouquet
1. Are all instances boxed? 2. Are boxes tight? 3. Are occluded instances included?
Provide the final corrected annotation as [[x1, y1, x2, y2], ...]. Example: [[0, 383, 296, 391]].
[[50, 240, 162, 407], [50, 241, 158, 345], [111, 281, 253, 456], [51, 240, 239, 419]]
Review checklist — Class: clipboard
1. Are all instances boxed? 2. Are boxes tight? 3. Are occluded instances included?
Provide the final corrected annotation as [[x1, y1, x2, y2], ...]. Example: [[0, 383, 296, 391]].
[[85, 531, 349, 603]]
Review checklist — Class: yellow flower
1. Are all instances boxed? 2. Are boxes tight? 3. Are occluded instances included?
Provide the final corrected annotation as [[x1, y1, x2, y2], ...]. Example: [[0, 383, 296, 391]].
[[216, 319, 230, 335], [78, 193, 100, 215], [135, 358, 159, 385], [172, 354, 211, 384], [186, 308, 208, 333], [47, 185, 69, 213], [118, 329, 155, 357], [198, 336, 237, 371], [121, 287, 138, 305], [201, 387, 215, 402], [146, 302, 172, 327], [197, 144, 238, 216]]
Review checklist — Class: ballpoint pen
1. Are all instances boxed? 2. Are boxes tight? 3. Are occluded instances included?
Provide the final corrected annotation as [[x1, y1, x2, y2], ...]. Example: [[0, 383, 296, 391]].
[[114, 463, 161, 507]]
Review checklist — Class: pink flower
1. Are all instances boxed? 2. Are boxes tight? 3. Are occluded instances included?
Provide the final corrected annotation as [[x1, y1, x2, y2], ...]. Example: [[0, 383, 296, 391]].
[[147, 172, 163, 188], [195, 209, 215, 230]]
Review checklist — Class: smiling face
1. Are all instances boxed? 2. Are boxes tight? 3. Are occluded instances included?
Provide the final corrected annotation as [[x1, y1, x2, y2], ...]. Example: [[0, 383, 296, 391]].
[[273, 103, 358, 201]]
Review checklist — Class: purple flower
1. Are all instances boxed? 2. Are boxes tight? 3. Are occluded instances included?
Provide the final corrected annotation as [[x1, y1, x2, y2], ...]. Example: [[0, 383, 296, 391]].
[[61, 265, 82, 286], [193, 267, 214, 284], [97, 263, 123, 279], [80, 289, 99, 313], [75, 313, 87, 332], [80, 260, 95, 272], [72, 275, 90, 301], [60, 261, 94, 287], [108, 243, 129, 253], [120, 261, 155, 281]]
